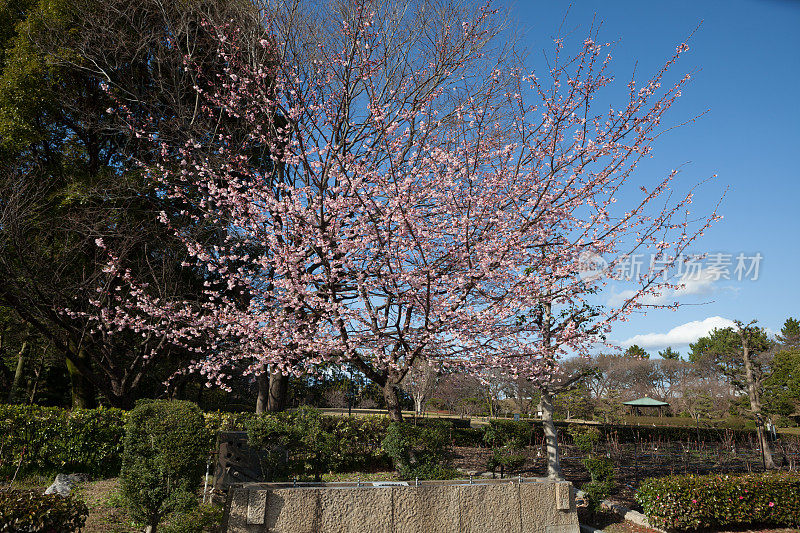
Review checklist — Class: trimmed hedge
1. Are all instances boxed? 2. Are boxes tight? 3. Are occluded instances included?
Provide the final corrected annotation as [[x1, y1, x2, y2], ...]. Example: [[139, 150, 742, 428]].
[[636, 472, 800, 531], [248, 408, 392, 480], [0, 405, 126, 478], [0, 489, 88, 532], [0, 406, 262, 479]]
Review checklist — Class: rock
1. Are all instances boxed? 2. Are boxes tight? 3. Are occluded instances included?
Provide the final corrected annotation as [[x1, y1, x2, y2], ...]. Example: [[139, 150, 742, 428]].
[[44, 473, 89, 496]]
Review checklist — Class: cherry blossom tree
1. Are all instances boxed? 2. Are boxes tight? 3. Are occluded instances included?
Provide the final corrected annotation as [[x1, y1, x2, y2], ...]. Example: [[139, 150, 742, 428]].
[[84, 0, 719, 432]]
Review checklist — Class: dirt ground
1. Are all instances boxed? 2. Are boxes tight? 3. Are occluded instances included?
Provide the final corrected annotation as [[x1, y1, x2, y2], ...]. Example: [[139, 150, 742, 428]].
[[72, 478, 138, 533], [451, 441, 793, 509]]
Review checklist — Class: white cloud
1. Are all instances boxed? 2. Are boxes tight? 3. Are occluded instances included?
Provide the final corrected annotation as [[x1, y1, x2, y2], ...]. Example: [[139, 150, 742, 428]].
[[606, 267, 720, 307], [620, 316, 736, 350]]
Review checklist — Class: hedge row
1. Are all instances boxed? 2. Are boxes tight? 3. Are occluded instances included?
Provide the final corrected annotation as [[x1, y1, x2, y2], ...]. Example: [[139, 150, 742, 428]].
[[473, 419, 772, 447], [0, 406, 127, 478], [0, 405, 787, 480], [636, 472, 800, 530], [0, 405, 253, 478]]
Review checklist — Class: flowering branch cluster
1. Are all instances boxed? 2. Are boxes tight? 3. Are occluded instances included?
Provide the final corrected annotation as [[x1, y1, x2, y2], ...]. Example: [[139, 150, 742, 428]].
[[76, 0, 719, 405]]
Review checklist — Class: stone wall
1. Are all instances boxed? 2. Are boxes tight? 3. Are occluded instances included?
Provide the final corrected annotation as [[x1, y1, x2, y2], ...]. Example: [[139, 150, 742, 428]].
[[223, 478, 579, 533]]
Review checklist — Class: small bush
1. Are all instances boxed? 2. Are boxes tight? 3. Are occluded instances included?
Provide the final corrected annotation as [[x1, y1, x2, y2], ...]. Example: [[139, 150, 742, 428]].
[[320, 415, 390, 472], [636, 472, 800, 531], [484, 420, 530, 478], [247, 414, 296, 481], [381, 421, 455, 480], [0, 489, 88, 532], [569, 425, 600, 453], [571, 425, 614, 513], [484, 420, 531, 448], [247, 407, 337, 481], [120, 400, 210, 531], [451, 427, 484, 447]]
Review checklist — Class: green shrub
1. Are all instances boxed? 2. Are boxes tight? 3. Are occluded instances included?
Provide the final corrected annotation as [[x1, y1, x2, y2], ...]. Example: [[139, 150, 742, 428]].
[[636, 472, 800, 531], [0, 405, 126, 478], [580, 456, 615, 512], [320, 415, 390, 472], [249, 409, 392, 480], [247, 413, 295, 481], [203, 410, 257, 436], [571, 425, 614, 513], [247, 407, 337, 481], [120, 400, 210, 531], [381, 421, 455, 480], [0, 489, 88, 532], [484, 420, 531, 448], [486, 449, 526, 476], [569, 425, 600, 453], [451, 427, 484, 447], [581, 479, 614, 513], [484, 420, 530, 477], [583, 457, 614, 483]]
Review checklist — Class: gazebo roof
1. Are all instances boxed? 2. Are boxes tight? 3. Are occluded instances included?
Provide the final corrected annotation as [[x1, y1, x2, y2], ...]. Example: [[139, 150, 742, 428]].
[[622, 397, 669, 407]]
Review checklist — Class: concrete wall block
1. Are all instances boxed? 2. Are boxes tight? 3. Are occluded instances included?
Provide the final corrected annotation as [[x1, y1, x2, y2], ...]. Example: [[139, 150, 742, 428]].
[[519, 482, 579, 533], [392, 485, 459, 533], [264, 488, 322, 532], [545, 525, 581, 533], [226, 489, 260, 533], [457, 483, 522, 533], [319, 487, 393, 533], [555, 482, 573, 511], [247, 490, 267, 524]]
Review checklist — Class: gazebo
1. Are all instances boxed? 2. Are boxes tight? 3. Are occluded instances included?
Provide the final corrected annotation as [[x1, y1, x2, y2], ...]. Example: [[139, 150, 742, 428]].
[[623, 397, 670, 417]]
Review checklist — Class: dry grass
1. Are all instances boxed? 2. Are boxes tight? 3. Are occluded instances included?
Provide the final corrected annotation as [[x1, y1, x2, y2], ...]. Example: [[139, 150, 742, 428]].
[[70, 478, 138, 533]]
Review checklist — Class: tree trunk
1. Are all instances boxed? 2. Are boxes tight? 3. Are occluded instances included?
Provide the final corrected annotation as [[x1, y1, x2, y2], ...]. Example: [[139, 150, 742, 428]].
[[8, 340, 28, 403], [540, 387, 564, 480], [383, 381, 403, 422], [267, 370, 289, 412], [255, 369, 269, 414], [65, 348, 97, 409], [739, 331, 775, 469]]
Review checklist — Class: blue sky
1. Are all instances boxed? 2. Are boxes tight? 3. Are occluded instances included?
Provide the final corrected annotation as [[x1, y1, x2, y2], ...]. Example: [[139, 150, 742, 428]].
[[504, 0, 800, 356]]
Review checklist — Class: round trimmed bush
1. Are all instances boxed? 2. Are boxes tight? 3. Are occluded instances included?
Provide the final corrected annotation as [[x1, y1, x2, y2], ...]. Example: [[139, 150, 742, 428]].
[[120, 400, 209, 532]]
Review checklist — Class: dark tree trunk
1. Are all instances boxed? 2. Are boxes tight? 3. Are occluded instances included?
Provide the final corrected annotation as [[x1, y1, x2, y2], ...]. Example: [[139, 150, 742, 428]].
[[383, 381, 403, 422], [168, 375, 187, 400], [267, 370, 288, 412], [255, 370, 269, 414], [65, 348, 97, 408], [8, 340, 27, 403]]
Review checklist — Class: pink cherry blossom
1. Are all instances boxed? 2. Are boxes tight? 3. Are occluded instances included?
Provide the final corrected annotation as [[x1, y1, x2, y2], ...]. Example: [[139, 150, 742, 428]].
[[74, 0, 718, 420]]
